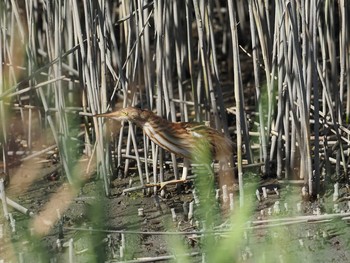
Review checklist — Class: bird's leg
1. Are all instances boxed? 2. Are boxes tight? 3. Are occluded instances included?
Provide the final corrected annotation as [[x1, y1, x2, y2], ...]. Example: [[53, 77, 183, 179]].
[[181, 158, 190, 181], [158, 158, 190, 189], [145, 158, 190, 190]]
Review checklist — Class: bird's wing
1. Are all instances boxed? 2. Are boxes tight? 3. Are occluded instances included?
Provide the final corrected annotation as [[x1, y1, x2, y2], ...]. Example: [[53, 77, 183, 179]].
[[181, 122, 209, 137], [143, 121, 194, 159], [181, 122, 233, 161]]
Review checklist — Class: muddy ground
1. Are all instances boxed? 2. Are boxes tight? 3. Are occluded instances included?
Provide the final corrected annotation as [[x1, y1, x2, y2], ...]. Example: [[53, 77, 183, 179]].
[[1, 157, 350, 263]]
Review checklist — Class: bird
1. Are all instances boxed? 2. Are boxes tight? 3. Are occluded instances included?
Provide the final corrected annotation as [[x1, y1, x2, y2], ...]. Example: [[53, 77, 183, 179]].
[[95, 107, 233, 189]]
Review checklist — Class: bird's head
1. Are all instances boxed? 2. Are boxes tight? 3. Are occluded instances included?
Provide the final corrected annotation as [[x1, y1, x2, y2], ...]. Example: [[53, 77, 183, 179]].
[[95, 107, 150, 126]]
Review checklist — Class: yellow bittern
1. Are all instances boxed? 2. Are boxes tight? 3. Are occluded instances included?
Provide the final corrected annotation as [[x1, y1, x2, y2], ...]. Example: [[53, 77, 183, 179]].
[[96, 107, 233, 189]]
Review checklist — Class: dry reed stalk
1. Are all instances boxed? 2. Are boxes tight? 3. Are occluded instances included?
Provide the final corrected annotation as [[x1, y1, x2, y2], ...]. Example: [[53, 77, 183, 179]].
[[248, 0, 266, 167], [227, 1, 244, 207]]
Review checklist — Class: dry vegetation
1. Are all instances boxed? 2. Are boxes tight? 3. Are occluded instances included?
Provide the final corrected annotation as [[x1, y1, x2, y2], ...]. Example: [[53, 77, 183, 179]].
[[1, 0, 350, 262]]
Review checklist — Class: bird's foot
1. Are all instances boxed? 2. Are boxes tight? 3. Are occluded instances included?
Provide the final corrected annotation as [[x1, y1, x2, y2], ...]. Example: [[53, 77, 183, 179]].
[[145, 179, 187, 190]]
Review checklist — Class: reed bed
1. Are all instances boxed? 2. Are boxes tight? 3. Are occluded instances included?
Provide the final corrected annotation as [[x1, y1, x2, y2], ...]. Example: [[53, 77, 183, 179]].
[[1, 0, 350, 261]]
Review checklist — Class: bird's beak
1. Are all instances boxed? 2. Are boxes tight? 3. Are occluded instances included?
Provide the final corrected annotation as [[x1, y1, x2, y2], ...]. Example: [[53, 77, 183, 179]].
[[94, 112, 118, 118], [94, 110, 127, 121]]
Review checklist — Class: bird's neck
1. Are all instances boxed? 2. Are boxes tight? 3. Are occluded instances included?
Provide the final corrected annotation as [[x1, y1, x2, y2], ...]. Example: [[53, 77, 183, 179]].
[[132, 111, 163, 127], [131, 119, 146, 128], [129, 109, 153, 127], [138, 117, 163, 128]]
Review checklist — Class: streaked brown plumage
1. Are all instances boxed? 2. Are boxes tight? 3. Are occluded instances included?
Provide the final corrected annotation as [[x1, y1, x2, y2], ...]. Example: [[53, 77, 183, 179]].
[[96, 107, 233, 188]]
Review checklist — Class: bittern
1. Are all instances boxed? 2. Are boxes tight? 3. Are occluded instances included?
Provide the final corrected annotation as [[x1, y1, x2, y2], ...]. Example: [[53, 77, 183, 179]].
[[96, 107, 233, 189]]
